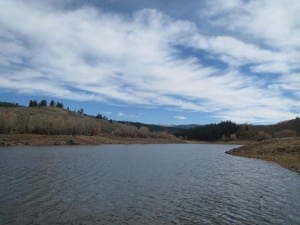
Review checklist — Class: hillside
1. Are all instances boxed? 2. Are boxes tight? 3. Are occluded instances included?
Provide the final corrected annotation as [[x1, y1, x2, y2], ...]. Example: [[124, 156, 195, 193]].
[[237, 118, 300, 141], [174, 121, 238, 141], [1, 102, 299, 143], [0, 106, 177, 144], [173, 118, 300, 142]]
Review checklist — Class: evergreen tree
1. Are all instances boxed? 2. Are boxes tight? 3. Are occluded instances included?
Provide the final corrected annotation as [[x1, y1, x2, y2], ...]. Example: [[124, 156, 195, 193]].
[[39, 100, 47, 107], [56, 102, 63, 108], [50, 100, 55, 107], [0, 101, 18, 107], [29, 100, 38, 107], [96, 114, 103, 119]]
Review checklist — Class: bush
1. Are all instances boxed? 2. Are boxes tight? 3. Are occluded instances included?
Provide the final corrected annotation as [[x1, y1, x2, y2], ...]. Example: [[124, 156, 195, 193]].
[[255, 131, 272, 141]]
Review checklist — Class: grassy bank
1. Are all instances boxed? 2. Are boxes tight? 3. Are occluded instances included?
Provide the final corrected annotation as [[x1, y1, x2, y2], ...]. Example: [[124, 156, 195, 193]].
[[0, 134, 182, 146], [226, 137, 300, 173]]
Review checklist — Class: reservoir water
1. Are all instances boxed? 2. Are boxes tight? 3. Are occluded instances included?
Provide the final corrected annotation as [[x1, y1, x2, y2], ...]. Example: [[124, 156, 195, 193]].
[[0, 144, 299, 225]]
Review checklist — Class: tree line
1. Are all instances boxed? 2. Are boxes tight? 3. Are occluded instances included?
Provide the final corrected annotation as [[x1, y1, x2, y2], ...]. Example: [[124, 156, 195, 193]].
[[0, 101, 19, 107], [29, 99, 64, 108], [1, 99, 111, 123], [175, 121, 238, 141]]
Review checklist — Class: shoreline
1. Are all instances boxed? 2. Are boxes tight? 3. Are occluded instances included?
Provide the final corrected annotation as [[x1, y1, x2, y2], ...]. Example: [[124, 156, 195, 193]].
[[2, 134, 299, 174], [0, 134, 183, 146], [226, 137, 300, 173], [0, 134, 250, 146]]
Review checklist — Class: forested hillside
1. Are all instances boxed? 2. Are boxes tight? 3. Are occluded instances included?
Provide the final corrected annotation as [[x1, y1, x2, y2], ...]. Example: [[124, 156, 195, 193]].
[[175, 121, 238, 141], [175, 119, 300, 141]]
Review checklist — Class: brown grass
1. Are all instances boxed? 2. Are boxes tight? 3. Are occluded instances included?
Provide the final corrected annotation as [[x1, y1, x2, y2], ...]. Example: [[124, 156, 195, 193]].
[[227, 137, 300, 173]]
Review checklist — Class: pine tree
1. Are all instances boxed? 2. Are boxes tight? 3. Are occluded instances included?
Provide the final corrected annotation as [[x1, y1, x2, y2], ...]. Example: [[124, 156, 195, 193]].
[[50, 100, 55, 107], [29, 100, 38, 107], [56, 102, 63, 108], [39, 100, 47, 107]]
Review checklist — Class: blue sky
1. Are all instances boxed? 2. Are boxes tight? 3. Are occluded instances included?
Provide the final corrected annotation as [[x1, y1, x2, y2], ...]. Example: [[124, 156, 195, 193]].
[[0, 0, 299, 125]]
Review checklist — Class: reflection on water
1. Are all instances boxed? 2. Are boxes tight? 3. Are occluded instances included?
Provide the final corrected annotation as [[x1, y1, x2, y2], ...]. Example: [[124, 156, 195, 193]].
[[0, 144, 299, 225]]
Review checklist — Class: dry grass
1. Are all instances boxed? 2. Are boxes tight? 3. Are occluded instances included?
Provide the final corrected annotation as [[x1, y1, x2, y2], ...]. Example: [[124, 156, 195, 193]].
[[227, 137, 300, 173]]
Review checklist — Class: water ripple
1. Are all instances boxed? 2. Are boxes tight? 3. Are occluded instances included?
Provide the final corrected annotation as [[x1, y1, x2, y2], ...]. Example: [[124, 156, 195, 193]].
[[0, 144, 299, 225]]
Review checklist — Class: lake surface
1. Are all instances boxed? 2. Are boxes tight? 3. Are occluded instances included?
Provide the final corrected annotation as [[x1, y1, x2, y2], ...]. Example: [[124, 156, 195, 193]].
[[0, 144, 299, 225]]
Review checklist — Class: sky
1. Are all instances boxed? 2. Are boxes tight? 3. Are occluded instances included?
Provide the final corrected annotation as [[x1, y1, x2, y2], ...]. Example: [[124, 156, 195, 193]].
[[0, 0, 299, 125]]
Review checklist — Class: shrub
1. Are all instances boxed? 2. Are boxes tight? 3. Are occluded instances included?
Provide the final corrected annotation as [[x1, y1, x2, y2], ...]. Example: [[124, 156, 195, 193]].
[[255, 131, 272, 141]]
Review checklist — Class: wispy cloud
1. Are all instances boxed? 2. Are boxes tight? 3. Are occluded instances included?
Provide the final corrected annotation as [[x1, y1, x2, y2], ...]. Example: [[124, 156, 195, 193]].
[[174, 116, 187, 120], [0, 0, 299, 123], [206, 0, 300, 49]]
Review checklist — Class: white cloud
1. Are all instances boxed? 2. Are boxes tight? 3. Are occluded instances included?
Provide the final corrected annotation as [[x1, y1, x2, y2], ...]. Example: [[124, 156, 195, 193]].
[[250, 63, 290, 74], [104, 111, 112, 115], [174, 116, 187, 120], [277, 73, 300, 97], [118, 112, 124, 117], [0, 0, 299, 123], [205, 0, 300, 49], [117, 111, 138, 119], [200, 0, 300, 75]]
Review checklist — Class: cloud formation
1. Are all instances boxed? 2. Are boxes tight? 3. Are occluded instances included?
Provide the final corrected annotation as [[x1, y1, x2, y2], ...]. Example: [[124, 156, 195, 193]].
[[0, 0, 299, 123], [174, 116, 187, 120]]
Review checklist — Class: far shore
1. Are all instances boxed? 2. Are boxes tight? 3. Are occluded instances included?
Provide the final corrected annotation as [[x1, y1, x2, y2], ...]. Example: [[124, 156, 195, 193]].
[[0, 134, 252, 146], [185, 139, 253, 145], [226, 137, 300, 173], [0, 134, 183, 146]]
